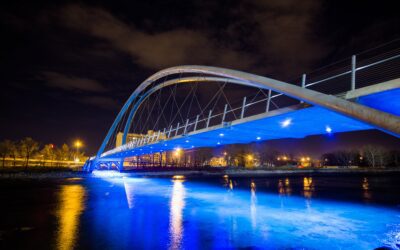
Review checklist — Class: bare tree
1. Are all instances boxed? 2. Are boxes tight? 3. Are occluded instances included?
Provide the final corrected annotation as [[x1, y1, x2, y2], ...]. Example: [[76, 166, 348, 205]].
[[0, 140, 14, 167], [333, 150, 357, 167], [362, 145, 389, 168], [20, 137, 39, 167], [56, 144, 72, 163], [40, 144, 56, 166]]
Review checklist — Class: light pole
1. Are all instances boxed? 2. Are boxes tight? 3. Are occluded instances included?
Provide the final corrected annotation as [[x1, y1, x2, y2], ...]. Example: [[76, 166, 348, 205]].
[[74, 140, 82, 163]]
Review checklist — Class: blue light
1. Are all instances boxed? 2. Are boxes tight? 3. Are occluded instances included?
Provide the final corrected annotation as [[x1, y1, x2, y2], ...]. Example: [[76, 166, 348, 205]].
[[281, 118, 292, 128], [219, 133, 224, 137], [92, 175, 400, 249], [185, 140, 189, 143], [326, 126, 332, 133], [256, 136, 261, 140]]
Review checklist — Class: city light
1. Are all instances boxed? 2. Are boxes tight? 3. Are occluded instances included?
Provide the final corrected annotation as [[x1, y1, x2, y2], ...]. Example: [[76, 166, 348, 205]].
[[74, 140, 82, 149], [172, 175, 185, 180], [281, 118, 292, 128], [174, 147, 182, 157], [326, 126, 332, 133]]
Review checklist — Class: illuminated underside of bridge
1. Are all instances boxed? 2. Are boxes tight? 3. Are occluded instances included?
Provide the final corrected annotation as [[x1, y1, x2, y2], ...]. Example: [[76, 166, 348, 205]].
[[98, 84, 399, 161], [84, 54, 400, 171]]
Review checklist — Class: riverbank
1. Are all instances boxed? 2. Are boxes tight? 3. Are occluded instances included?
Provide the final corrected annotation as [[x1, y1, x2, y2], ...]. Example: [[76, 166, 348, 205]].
[[1, 166, 400, 178]]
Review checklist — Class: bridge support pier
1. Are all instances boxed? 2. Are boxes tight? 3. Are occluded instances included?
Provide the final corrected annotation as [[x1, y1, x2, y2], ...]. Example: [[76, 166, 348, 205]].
[[118, 158, 125, 172]]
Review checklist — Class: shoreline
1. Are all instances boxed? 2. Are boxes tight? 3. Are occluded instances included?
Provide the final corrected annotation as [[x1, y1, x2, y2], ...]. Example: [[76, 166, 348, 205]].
[[0, 167, 400, 179]]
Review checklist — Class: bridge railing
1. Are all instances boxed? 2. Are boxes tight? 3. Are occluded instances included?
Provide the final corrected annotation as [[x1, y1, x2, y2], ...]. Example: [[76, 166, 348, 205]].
[[101, 44, 400, 158]]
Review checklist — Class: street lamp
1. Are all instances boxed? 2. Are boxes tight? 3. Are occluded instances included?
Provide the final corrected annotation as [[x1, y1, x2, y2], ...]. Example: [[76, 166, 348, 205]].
[[74, 140, 82, 162]]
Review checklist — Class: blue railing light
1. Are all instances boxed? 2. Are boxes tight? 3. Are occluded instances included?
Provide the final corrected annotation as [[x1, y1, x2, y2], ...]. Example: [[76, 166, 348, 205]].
[[219, 133, 224, 137], [256, 136, 261, 140], [217, 142, 221, 145], [185, 140, 189, 143]]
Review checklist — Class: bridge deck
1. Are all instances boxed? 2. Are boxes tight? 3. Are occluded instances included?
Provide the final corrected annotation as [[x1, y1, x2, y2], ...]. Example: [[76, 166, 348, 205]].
[[106, 82, 399, 159]]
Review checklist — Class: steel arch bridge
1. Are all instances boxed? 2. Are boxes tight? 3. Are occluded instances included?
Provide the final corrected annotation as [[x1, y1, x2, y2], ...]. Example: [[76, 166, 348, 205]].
[[84, 51, 400, 172]]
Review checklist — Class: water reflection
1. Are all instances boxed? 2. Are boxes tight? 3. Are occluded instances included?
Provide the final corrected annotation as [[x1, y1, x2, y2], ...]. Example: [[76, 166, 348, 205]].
[[278, 178, 292, 196], [57, 184, 85, 250], [250, 180, 257, 229], [123, 181, 135, 209], [303, 177, 314, 199], [362, 177, 372, 201], [169, 177, 186, 250]]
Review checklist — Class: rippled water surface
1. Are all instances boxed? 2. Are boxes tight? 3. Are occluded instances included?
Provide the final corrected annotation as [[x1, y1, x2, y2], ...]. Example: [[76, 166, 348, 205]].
[[1, 172, 400, 249]]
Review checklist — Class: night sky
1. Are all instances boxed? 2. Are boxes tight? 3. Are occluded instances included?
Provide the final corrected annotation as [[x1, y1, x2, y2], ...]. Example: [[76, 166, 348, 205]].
[[1, 0, 399, 155]]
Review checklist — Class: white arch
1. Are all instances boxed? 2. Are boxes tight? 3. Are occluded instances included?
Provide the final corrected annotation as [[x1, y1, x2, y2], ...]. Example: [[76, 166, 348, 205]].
[[96, 65, 400, 158]]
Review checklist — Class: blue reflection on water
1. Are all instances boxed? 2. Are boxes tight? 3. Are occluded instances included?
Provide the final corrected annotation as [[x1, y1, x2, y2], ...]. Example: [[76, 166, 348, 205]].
[[84, 172, 400, 249]]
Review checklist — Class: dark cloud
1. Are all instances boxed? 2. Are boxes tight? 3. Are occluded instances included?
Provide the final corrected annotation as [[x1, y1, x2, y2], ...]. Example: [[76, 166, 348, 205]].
[[42, 71, 107, 92], [250, 0, 328, 75], [57, 4, 257, 71], [79, 96, 119, 110], [52, 1, 329, 77]]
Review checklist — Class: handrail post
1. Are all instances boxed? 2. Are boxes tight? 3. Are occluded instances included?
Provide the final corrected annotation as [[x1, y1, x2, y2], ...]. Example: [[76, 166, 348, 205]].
[[175, 122, 180, 137], [167, 125, 172, 138], [162, 128, 166, 139], [156, 130, 161, 141], [183, 119, 189, 135], [351, 55, 356, 90], [241, 97, 247, 119], [194, 115, 199, 131], [221, 104, 228, 125], [266, 89, 272, 112], [302, 74, 306, 88], [206, 110, 212, 128]]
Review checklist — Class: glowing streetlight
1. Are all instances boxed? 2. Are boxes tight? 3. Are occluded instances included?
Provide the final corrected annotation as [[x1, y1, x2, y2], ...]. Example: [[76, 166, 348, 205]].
[[75, 140, 82, 149], [74, 140, 83, 162]]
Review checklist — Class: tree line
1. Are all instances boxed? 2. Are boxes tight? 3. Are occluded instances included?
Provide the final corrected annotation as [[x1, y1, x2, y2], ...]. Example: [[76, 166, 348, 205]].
[[0, 138, 87, 167], [322, 145, 400, 168]]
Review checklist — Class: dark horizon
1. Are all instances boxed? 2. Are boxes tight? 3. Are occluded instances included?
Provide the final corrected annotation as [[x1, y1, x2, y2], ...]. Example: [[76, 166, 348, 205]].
[[1, 0, 399, 155]]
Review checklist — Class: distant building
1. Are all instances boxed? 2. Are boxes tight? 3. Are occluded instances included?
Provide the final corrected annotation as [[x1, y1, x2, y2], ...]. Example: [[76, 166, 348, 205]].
[[115, 132, 144, 147]]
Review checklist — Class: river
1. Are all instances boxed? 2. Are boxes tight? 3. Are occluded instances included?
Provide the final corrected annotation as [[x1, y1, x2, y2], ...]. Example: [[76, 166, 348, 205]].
[[0, 172, 400, 249]]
